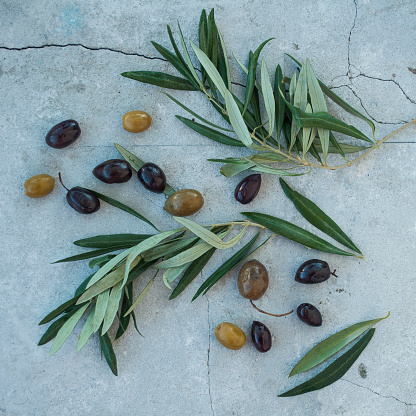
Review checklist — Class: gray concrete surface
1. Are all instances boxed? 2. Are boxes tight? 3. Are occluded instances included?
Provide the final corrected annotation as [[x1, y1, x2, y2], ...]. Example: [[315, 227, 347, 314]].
[[1, 1, 416, 415]]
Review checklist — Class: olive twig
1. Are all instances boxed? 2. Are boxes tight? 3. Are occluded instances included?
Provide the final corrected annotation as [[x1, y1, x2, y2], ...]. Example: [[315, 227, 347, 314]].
[[331, 270, 338, 278], [58, 172, 69, 191], [250, 300, 294, 318]]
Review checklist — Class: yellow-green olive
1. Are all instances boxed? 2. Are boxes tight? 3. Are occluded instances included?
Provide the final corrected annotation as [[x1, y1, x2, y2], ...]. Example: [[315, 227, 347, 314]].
[[237, 259, 269, 300], [24, 174, 55, 198], [122, 111, 152, 133], [214, 322, 246, 350], [164, 189, 204, 217]]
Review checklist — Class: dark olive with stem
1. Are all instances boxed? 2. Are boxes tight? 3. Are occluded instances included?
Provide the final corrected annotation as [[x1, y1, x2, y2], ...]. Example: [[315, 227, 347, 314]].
[[297, 303, 322, 327], [59, 173, 100, 214], [45, 120, 81, 149], [295, 259, 337, 284], [234, 174, 261, 204], [138, 163, 166, 193], [93, 159, 132, 184], [251, 321, 272, 353]]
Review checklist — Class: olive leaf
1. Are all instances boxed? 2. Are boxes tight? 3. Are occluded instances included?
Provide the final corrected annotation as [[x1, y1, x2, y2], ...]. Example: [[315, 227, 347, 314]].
[[100, 332, 118, 376], [93, 289, 110, 333], [49, 302, 90, 356], [289, 312, 389, 377], [39, 296, 79, 325], [261, 59, 275, 137], [218, 30, 231, 90], [89, 254, 116, 269], [102, 281, 124, 335], [167, 25, 192, 77], [162, 264, 189, 289], [54, 247, 120, 264], [120, 71, 196, 90], [279, 179, 362, 256], [76, 304, 96, 351], [242, 212, 356, 257], [274, 64, 285, 146], [142, 236, 199, 262], [192, 230, 260, 300], [279, 329, 375, 397], [114, 143, 176, 196], [73, 233, 153, 249], [313, 140, 369, 154], [220, 161, 255, 177], [115, 285, 133, 340], [124, 274, 156, 317]]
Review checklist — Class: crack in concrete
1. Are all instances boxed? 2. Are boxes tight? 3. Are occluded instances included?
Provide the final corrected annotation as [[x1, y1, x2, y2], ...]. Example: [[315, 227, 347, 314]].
[[206, 296, 214, 416], [347, 0, 358, 77], [342, 379, 416, 406], [0, 43, 166, 61]]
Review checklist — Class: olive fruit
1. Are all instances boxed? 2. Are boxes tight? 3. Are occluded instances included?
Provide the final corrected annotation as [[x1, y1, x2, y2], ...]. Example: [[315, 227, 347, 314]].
[[123, 111, 152, 133], [214, 322, 246, 350], [24, 174, 55, 198], [237, 259, 269, 300], [92, 159, 132, 184], [138, 162, 166, 193], [251, 321, 272, 353], [59, 173, 100, 214], [295, 259, 331, 284], [164, 189, 204, 216], [45, 119, 81, 149], [297, 303, 322, 327], [234, 174, 261, 204]]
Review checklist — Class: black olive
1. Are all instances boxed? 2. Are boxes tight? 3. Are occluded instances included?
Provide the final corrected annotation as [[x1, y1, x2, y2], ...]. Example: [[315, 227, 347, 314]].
[[138, 162, 166, 193], [295, 259, 331, 284], [297, 303, 322, 327], [93, 159, 132, 184], [59, 173, 100, 214], [45, 120, 81, 149], [251, 321, 272, 352], [234, 174, 261, 204]]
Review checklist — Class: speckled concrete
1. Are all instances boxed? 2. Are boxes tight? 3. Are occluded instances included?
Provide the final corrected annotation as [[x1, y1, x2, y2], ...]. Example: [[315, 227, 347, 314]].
[[1, 1, 415, 415]]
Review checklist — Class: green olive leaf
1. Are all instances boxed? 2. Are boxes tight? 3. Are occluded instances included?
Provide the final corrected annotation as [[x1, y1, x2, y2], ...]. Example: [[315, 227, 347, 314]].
[[220, 161, 256, 177], [279, 179, 362, 255], [76, 304, 96, 351], [39, 296, 79, 325], [93, 289, 110, 333], [279, 329, 376, 397], [53, 247, 120, 264], [102, 281, 124, 335], [142, 236, 199, 262], [115, 285, 133, 340], [89, 254, 117, 269], [313, 139, 369, 154], [261, 59, 275, 137], [120, 71, 196, 90], [162, 264, 189, 289], [274, 64, 285, 146], [124, 274, 156, 317], [290, 313, 389, 377], [218, 30, 231, 90], [73, 234, 154, 249], [242, 212, 357, 257], [49, 302, 90, 356], [100, 332, 118, 376]]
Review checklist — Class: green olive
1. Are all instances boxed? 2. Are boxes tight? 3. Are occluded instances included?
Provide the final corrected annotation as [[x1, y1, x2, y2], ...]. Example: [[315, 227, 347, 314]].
[[164, 189, 204, 217], [122, 111, 152, 133], [24, 174, 55, 198], [214, 322, 246, 350], [237, 259, 269, 300]]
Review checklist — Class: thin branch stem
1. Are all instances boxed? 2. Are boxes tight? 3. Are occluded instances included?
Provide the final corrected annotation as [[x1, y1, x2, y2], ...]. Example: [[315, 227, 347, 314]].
[[250, 300, 294, 317]]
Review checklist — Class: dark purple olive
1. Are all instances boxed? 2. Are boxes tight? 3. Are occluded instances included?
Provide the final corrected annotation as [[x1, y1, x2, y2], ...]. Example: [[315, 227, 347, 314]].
[[93, 159, 132, 184], [297, 303, 322, 327], [45, 120, 81, 149], [251, 321, 272, 353], [138, 162, 166, 193], [234, 174, 261, 204], [295, 259, 331, 284]]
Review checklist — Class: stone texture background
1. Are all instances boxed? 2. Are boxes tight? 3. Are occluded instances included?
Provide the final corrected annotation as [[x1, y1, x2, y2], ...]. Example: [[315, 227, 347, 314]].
[[1, 1, 415, 415]]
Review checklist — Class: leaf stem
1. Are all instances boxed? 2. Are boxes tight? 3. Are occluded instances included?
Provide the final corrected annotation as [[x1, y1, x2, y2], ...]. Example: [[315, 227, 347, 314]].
[[250, 300, 294, 317]]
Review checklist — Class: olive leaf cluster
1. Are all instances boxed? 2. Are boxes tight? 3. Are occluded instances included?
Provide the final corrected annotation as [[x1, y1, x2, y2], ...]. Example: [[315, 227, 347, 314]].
[[39, 144, 363, 377], [122, 9, 415, 177]]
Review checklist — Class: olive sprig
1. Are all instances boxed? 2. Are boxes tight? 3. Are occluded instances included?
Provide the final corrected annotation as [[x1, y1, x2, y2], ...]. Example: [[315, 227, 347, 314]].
[[121, 9, 416, 178]]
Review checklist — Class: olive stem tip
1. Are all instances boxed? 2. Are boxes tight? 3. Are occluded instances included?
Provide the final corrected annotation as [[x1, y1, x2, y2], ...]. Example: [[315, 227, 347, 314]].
[[58, 172, 69, 191], [250, 300, 294, 317], [331, 270, 338, 278]]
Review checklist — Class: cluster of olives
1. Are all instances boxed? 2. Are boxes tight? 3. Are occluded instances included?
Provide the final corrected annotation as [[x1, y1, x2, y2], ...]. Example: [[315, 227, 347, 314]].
[[214, 258, 337, 352], [24, 112, 205, 217]]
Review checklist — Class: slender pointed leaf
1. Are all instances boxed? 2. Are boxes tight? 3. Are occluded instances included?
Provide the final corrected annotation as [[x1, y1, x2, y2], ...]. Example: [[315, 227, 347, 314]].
[[76, 304, 96, 351], [102, 281, 123, 335], [74, 273, 95, 297], [124, 275, 156, 317], [261, 59, 275, 137], [93, 289, 110, 333], [165, 93, 233, 132], [313, 140, 369, 154], [279, 329, 375, 397], [290, 313, 389, 377], [176, 116, 244, 147], [218, 30, 231, 90], [74, 233, 153, 249], [279, 179, 362, 255], [251, 152, 290, 164], [49, 303, 90, 356], [54, 247, 120, 264], [198, 10, 208, 83], [220, 161, 255, 177], [274, 64, 285, 146], [193, 231, 260, 300], [302, 103, 313, 155], [121, 71, 196, 90], [162, 264, 189, 289], [208, 9, 218, 67], [242, 212, 356, 257], [250, 163, 308, 176], [190, 41, 227, 97], [170, 247, 216, 300], [39, 296, 79, 325], [167, 25, 189, 71], [89, 254, 117, 269], [100, 332, 117, 376], [114, 143, 176, 196], [115, 285, 133, 340], [242, 38, 274, 115]]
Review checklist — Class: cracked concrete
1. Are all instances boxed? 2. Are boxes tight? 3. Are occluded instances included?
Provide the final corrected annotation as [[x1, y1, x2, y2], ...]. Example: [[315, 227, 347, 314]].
[[1, 1, 416, 416]]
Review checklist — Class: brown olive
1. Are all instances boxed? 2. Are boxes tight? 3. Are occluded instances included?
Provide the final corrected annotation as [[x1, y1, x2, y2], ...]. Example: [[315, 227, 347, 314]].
[[297, 303, 322, 327], [93, 159, 132, 184], [123, 111, 152, 133], [164, 189, 204, 216], [295, 259, 331, 284], [214, 322, 246, 350], [237, 259, 269, 300], [45, 119, 81, 149], [251, 321, 272, 353], [234, 174, 261, 204], [24, 174, 55, 198], [138, 162, 166, 193]]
